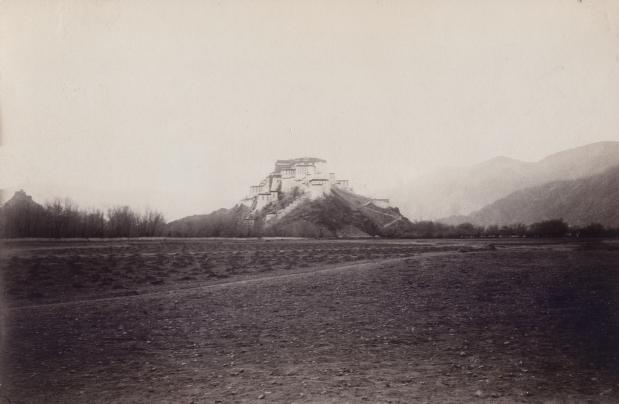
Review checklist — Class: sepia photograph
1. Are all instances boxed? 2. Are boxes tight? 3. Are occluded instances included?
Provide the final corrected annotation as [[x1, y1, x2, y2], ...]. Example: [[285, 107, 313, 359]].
[[1, 1, 619, 402]]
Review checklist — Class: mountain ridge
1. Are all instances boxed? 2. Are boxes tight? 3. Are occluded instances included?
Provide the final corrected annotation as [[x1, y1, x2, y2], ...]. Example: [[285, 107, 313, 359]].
[[392, 141, 619, 220], [441, 164, 619, 227]]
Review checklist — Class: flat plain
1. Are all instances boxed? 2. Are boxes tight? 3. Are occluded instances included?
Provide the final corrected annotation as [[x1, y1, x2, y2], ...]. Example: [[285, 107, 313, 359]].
[[2, 238, 619, 403]]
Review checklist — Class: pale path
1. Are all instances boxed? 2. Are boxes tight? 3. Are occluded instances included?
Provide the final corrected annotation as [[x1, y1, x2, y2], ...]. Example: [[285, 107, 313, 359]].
[[383, 216, 403, 228], [356, 203, 404, 228], [8, 250, 458, 312]]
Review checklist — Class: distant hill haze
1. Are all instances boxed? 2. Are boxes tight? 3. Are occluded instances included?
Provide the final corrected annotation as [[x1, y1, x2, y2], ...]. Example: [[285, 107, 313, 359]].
[[393, 141, 619, 220], [3, 189, 43, 210], [442, 164, 619, 228]]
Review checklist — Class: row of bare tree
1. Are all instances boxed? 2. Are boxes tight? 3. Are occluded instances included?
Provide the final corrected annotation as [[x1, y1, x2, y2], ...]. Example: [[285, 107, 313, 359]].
[[1, 197, 166, 238], [405, 219, 618, 238]]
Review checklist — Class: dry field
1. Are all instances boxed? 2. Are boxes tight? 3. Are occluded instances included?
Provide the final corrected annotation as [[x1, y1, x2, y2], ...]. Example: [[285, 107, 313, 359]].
[[1, 238, 619, 403]]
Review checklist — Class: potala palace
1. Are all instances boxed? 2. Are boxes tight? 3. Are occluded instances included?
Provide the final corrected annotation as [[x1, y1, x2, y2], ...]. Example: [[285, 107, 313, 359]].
[[240, 157, 390, 212]]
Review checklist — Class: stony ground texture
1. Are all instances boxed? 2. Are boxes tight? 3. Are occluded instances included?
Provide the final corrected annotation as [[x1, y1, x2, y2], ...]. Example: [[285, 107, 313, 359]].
[[2, 238, 619, 403]]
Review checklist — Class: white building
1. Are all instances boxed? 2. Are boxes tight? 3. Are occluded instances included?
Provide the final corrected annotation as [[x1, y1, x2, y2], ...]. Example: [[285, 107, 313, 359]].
[[334, 179, 353, 192], [371, 198, 390, 209], [308, 176, 331, 199], [243, 157, 363, 213]]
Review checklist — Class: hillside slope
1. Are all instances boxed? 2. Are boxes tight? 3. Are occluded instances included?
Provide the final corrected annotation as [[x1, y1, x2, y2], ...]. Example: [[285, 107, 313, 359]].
[[263, 187, 412, 238], [393, 141, 619, 220], [445, 165, 619, 227], [167, 187, 414, 238]]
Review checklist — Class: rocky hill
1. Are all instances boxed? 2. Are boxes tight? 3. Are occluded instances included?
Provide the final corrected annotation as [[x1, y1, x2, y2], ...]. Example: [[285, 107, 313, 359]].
[[442, 164, 619, 227], [260, 187, 413, 238], [0, 190, 48, 237], [167, 157, 414, 238], [392, 141, 619, 220]]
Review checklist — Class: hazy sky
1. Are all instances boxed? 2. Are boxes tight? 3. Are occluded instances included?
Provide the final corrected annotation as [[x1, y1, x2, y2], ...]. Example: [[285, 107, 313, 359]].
[[1, 0, 618, 220]]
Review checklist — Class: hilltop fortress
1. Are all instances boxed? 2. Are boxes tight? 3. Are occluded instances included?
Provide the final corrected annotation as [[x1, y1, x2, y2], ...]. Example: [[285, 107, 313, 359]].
[[166, 157, 410, 238], [240, 157, 389, 212]]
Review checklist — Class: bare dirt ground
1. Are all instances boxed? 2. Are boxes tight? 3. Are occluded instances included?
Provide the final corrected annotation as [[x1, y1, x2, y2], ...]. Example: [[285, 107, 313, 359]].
[[1, 238, 619, 403]]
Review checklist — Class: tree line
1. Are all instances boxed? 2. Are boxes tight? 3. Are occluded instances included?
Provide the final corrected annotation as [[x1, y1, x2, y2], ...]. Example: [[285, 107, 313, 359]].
[[0, 195, 166, 238], [2, 191, 617, 239], [404, 219, 619, 239]]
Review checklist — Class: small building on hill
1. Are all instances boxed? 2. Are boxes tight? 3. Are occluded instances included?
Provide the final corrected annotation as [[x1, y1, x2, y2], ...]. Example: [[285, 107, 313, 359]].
[[242, 157, 372, 217], [371, 198, 390, 209]]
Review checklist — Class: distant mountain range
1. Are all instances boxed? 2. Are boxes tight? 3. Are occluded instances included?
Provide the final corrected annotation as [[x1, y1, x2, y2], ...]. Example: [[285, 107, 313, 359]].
[[393, 141, 619, 221], [442, 164, 619, 227]]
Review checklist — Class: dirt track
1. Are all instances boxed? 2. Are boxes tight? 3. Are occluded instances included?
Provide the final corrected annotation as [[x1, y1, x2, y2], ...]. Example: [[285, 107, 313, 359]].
[[2, 239, 619, 403]]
